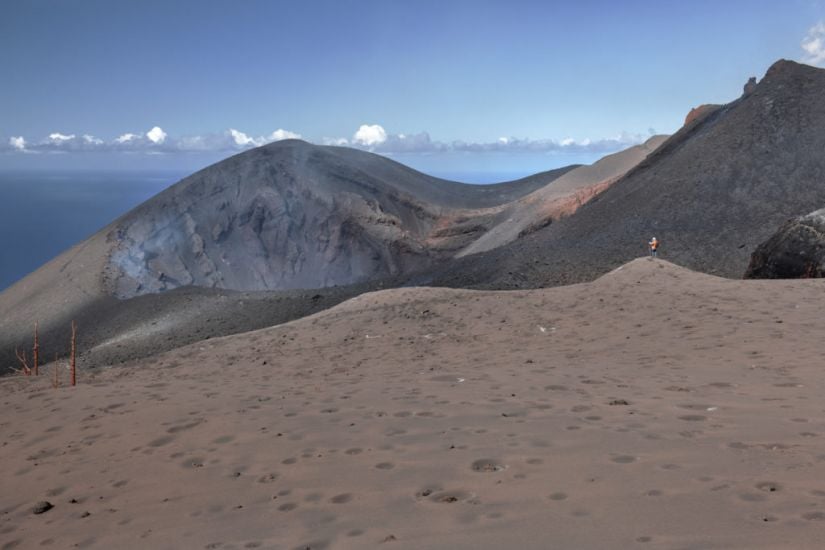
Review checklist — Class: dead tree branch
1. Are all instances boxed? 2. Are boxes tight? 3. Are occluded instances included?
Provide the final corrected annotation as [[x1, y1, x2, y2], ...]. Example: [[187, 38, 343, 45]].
[[70, 321, 77, 387], [33, 321, 39, 376], [13, 347, 32, 376]]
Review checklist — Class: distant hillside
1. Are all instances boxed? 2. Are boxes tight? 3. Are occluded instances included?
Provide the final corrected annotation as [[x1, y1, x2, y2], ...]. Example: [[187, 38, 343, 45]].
[[106, 140, 578, 297], [431, 60, 825, 289], [456, 135, 668, 257]]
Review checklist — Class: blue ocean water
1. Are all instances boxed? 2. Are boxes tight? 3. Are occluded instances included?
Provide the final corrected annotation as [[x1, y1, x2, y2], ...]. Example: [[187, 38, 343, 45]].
[[0, 171, 185, 292], [432, 172, 534, 184]]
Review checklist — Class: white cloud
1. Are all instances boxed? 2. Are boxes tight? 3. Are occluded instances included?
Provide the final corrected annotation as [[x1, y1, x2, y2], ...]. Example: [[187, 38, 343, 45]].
[[39, 132, 115, 152], [229, 128, 260, 147], [229, 128, 301, 148], [353, 124, 387, 146], [802, 22, 825, 66], [9, 136, 26, 151], [3, 124, 651, 158], [116, 133, 140, 143], [49, 132, 75, 142], [146, 126, 167, 144], [268, 129, 301, 141]]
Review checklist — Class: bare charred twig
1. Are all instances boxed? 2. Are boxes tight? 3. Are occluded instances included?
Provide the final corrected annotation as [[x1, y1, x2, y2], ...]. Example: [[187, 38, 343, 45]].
[[33, 322, 39, 376], [52, 352, 60, 389], [13, 347, 31, 376], [70, 321, 77, 387]]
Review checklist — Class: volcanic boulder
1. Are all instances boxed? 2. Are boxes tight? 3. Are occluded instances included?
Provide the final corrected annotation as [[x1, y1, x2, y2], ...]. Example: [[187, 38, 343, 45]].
[[745, 208, 825, 279]]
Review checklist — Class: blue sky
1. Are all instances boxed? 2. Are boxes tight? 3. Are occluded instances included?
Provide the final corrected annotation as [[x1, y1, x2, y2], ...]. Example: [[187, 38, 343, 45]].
[[2, 0, 825, 175]]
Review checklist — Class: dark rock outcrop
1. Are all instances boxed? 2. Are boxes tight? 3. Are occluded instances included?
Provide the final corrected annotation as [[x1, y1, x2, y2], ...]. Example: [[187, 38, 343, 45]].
[[743, 76, 758, 96], [745, 208, 825, 278]]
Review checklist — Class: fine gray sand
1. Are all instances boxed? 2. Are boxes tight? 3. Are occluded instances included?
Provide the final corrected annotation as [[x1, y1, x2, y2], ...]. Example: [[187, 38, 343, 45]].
[[2, 259, 825, 549]]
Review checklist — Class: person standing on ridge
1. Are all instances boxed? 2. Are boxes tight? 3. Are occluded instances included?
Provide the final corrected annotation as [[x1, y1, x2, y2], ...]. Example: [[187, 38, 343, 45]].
[[648, 237, 659, 258]]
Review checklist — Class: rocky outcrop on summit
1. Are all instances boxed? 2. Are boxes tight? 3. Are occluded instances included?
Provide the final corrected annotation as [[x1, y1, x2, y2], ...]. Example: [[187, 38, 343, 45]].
[[683, 104, 720, 126], [743, 76, 758, 96], [744, 208, 825, 279]]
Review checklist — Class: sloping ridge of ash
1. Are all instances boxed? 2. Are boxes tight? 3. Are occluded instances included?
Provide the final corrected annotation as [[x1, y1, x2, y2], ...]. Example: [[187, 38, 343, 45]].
[[429, 59, 825, 290], [454, 134, 668, 257]]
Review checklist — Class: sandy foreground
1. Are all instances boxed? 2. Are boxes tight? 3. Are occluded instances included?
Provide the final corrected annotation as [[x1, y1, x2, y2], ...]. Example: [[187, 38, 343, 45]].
[[2, 258, 825, 549]]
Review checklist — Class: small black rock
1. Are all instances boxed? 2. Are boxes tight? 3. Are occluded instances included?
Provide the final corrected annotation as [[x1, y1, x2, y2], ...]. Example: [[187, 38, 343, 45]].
[[33, 501, 53, 514], [609, 399, 630, 406]]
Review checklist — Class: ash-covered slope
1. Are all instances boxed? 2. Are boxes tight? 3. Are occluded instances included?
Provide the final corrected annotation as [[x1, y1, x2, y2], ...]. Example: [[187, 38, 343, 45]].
[[109, 140, 575, 297], [433, 59, 825, 289], [456, 135, 668, 257]]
